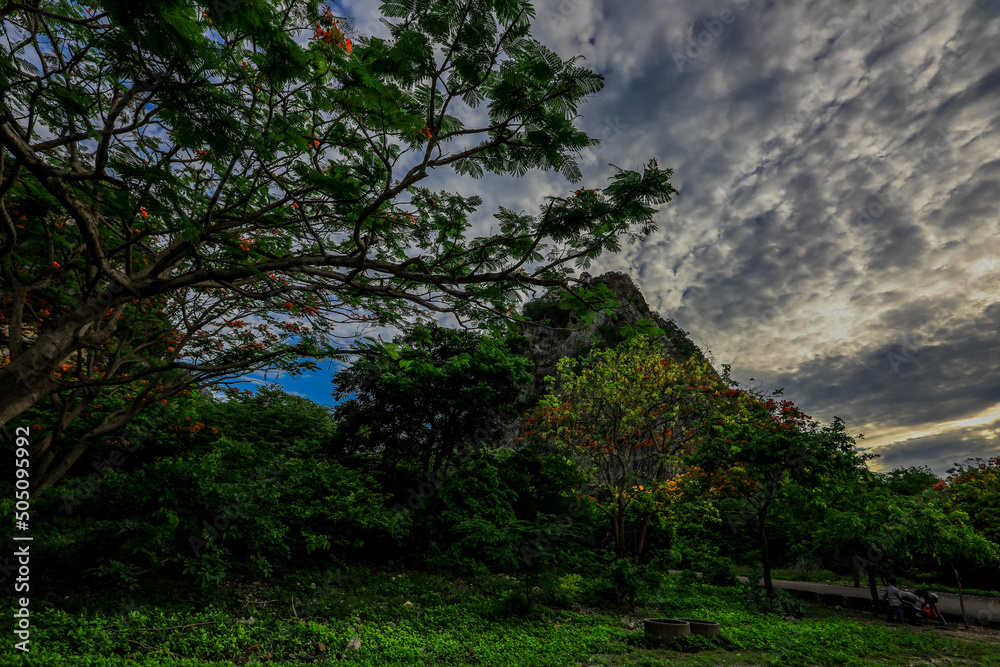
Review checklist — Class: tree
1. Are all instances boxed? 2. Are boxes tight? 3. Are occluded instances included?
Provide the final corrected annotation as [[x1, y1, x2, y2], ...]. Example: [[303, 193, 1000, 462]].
[[329, 323, 532, 478], [523, 336, 727, 563], [778, 466, 898, 611], [936, 457, 1000, 545], [881, 465, 940, 497], [774, 462, 998, 615], [871, 489, 998, 626], [686, 390, 869, 600], [0, 0, 678, 492]]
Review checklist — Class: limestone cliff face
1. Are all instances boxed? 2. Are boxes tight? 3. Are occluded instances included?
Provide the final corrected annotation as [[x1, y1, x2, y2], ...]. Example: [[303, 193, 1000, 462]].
[[516, 271, 707, 400]]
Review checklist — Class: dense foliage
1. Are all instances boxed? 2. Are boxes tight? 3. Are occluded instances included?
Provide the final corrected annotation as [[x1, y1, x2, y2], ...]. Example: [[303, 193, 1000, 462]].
[[6, 323, 999, 664], [329, 323, 533, 478], [0, 0, 678, 492], [523, 336, 725, 563], [13, 326, 997, 600], [3, 2, 999, 664]]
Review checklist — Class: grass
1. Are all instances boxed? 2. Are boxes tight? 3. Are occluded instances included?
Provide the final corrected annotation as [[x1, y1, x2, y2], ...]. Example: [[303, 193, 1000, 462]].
[[8, 569, 1000, 666]]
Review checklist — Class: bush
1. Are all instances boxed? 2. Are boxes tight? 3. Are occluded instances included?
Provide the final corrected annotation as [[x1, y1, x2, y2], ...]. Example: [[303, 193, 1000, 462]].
[[495, 589, 532, 617], [738, 569, 807, 617], [39, 435, 402, 590], [701, 555, 741, 586], [409, 452, 523, 576], [582, 558, 659, 608], [556, 573, 584, 601]]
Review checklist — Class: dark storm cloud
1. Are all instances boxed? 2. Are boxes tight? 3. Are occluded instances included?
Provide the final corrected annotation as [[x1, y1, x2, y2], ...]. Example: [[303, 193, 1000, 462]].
[[778, 315, 1000, 428], [528, 0, 1000, 471], [319, 1, 1000, 472], [867, 428, 1000, 476]]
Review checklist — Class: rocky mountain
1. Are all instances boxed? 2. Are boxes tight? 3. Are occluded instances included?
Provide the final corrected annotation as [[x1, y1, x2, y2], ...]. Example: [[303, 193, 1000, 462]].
[[516, 271, 708, 400]]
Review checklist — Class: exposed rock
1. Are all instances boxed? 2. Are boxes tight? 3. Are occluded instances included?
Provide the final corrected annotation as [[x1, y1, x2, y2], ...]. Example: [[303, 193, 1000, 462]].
[[489, 271, 713, 457], [517, 271, 707, 399], [346, 635, 361, 651]]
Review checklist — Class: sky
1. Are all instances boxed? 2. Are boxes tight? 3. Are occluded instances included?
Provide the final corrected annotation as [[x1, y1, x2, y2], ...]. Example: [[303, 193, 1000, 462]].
[[266, 0, 1000, 476]]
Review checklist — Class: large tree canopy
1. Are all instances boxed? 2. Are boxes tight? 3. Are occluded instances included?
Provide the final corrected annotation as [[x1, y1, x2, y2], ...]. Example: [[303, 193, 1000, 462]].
[[0, 0, 677, 492]]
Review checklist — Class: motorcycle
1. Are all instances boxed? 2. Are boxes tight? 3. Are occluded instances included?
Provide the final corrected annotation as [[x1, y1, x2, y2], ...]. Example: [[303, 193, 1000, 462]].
[[914, 589, 947, 626], [883, 590, 927, 625]]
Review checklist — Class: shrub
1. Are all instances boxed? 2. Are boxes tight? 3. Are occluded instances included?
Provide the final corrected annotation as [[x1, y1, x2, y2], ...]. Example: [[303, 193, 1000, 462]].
[[701, 555, 741, 586], [582, 558, 659, 608], [738, 569, 807, 617], [557, 573, 584, 599], [409, 452, 523, 576], [39, 435, 401, 590]]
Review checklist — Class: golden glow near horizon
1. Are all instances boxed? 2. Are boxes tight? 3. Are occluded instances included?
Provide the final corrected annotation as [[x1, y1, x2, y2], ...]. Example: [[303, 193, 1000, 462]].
[[865, 402, 1000, 466]]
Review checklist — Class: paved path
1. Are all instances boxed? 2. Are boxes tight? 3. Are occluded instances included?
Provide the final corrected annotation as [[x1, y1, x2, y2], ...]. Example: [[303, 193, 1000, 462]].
[[668, 571, 1000, 628]]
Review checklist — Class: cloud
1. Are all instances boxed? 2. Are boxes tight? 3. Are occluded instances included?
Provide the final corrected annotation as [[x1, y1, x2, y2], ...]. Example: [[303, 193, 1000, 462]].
[[328, 0, 1000, 473], [866, 419, 1000, 476], [528, 0, 1000, 471]]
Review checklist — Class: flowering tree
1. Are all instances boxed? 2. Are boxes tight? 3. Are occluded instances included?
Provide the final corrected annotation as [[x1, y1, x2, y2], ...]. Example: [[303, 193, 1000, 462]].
[[686, 391, 868, 600], [0, 0, 678, 492], [935, 457, 1000, 546], [522, 336, 727, 563]]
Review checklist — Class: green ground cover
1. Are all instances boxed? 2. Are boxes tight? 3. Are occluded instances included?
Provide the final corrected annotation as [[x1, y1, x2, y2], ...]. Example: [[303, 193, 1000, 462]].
[[8, 570, 999, 667]]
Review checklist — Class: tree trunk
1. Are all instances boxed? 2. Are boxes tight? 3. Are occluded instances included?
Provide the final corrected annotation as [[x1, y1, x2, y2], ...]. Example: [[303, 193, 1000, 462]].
[[0, 366, 60, 426], [611, 512, 623, 559], [0, 306, 101, 425], [867, 565, 881, 617], [851, 556, 861, 588], [757, 509, 773, 600], [952, 563, 969, 630], [633, 512, 653, 565]]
